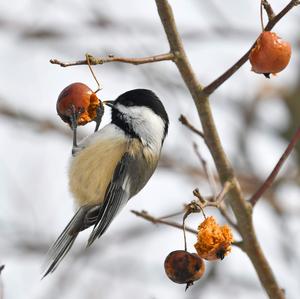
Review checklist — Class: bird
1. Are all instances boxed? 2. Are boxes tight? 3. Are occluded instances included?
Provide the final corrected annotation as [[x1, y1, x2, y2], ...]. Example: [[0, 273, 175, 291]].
[[43, 88, 169, 277]]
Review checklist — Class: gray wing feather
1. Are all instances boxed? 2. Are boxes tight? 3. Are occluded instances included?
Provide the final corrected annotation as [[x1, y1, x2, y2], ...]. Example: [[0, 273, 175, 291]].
[[43, 149, 153, 276], [87, 153, 132, 246]]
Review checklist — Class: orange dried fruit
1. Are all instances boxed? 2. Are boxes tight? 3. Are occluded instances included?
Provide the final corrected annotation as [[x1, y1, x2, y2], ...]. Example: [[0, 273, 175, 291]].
[[249, 31, 291, 78], [164, 250, 205, 287], [194, 216, 233, 261], [57, 82, 101, 126]]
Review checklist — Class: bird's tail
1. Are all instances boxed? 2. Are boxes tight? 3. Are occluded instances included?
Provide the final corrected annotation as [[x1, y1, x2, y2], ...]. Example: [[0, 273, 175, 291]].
[[42, 205, 99, 278]]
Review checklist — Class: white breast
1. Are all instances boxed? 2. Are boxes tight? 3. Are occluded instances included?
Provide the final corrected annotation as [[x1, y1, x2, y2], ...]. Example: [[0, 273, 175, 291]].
[[69, 124, 127, 208]]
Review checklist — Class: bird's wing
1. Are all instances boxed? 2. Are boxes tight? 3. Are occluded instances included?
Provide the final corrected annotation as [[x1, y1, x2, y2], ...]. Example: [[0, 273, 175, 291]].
[[87, 152, 133, 246]]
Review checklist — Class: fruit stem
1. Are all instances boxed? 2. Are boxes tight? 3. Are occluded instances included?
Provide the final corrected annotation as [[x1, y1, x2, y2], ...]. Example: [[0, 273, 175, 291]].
[[86, 53, 101, 93], [182, 212, 188, 252]]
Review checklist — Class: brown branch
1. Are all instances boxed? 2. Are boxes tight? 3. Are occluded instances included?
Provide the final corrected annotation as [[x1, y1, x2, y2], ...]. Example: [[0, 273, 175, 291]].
[[202, 0, 300, 96], [211, 181, 239, 231], [131, 210, 198, 234], [233, 241, 245, 251], [132, 186, 237, 235], [193, 142, 218, 196], [193, 182, 238, 231], [262, 0, 276, 21], [158, 210, 184, 220], [214, 182, 239, 231], [215, 181, 233, 202], [155, 0, 285, 298], [50, 52, 174, 67], [179, 114, 205, 139], [249, 126, 300, 206], [132, 209, 243, 250], [192, 183, 239, 232]]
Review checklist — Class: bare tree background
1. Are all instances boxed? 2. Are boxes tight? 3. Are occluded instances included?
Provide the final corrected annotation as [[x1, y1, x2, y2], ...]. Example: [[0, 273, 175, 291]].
[[0, 1, 300, 299]]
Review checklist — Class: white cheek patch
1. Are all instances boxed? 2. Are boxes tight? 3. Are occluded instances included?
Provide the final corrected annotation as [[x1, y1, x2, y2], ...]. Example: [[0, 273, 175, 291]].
[[116, 104, 165, 153]]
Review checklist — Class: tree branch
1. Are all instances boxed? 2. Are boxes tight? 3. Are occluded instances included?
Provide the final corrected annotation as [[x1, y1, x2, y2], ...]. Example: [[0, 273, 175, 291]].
[[249, 126, 300, 206], [193, 142, 218, 196], [132, 210, 243, 250], [179, 114, 205, 139], [155, 0, 285, 298], [202, 0, 300, 96], [131, 210, 198, 234], [262, 0, 276, 21], [50, 52, 174, 67]]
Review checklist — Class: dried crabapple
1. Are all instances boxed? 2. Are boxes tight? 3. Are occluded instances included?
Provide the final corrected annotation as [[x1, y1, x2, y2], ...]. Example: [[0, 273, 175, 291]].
[[164, 250, 205, 287]]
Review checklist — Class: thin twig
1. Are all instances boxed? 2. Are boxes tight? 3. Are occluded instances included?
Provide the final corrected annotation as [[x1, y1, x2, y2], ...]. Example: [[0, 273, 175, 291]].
[[50, 52, 175, 67], [192, 182, 235, 222], [214, 181, 239, 232], [132, 209, 243, 249], [265, 0, 300, 32], [249, 126, 300, 206], [193, 142, 218, 196], [193, 181, 232, 207], [203, 0, 300, 95], [179, 114, 205, 139], [215, 181, 232, 203], [131, 210, 198, 234], [158, 210, 185, 220], [262, 0, 276, 21], [193, 188, 206, 204], [232, 241, 245, 251]]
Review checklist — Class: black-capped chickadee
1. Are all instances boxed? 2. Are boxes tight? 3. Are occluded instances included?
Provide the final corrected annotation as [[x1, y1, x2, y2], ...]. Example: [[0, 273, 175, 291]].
[[43, 89, 169, 276]]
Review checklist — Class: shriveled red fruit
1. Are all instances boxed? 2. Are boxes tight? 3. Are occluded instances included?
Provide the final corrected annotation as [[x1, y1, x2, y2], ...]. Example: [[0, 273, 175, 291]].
[[249, 31, 291, 77], [57, 82, 100, 126], [164, 250, 205, 287]]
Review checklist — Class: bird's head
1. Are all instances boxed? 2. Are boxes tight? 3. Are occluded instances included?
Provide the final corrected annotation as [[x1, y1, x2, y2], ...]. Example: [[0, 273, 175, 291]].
[[104, 89, 169, 149]]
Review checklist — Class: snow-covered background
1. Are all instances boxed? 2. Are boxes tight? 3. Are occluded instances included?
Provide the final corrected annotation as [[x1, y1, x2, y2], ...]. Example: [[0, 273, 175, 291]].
[[0, 1, 300, 298]]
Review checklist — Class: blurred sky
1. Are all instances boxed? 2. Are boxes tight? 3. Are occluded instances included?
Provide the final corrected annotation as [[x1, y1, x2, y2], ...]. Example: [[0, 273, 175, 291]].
[[0, 1, 300, 299]]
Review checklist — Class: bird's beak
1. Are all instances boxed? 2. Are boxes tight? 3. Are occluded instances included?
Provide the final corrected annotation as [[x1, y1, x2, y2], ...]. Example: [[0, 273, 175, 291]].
[[103, 100, 115, 108]]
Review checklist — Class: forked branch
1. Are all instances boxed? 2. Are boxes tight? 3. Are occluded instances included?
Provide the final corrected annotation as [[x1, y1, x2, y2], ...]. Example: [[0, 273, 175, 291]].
[[154, 0, 287, 298], [202, 0, 300, 95]]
